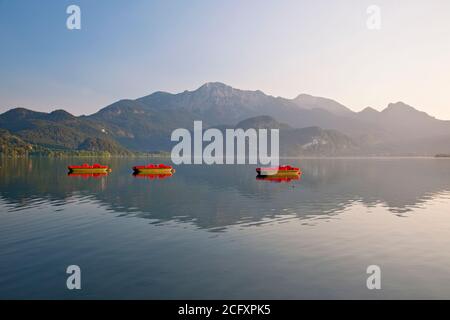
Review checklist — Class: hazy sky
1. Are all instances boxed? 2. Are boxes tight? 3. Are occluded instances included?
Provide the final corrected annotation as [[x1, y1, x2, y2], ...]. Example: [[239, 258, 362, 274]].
[[1, 0, 449, 119]]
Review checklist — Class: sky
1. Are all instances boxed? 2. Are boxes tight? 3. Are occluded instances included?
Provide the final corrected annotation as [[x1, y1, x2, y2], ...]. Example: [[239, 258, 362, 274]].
[[1, 0, 450, 119]]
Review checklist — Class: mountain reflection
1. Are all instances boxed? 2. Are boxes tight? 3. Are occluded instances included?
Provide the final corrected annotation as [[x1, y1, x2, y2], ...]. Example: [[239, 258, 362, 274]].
[[1, 158, 449, 229]]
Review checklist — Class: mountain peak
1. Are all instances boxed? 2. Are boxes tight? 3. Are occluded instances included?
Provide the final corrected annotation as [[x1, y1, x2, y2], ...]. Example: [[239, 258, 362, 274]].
[[383, 102, 417, 113], [0, 108, 47, 122], [236, 115, 290, 130], [194, 82, 235, 96], [292, 94, 353, 116], [381, 102, 436, 123], [294, 93, 314, 100], [359, 107, 379, 114], [198, 82, 231, 90], [48, 109, 75, 121], [2, 107, 37, 116]]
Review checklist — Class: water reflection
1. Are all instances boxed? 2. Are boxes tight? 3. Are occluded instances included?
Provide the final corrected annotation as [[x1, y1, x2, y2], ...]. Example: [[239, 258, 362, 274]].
[[256, 174, 300, 183], [132, 173, 174, 180], [1, 158, 450, 230], [68, 172, 109, 179]]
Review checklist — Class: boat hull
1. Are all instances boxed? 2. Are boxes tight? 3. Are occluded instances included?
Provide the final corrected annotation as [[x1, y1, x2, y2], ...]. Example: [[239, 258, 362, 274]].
[[68, 168, 110, 174], [256, 169, 300, 176], [133, 168, 174, 174]]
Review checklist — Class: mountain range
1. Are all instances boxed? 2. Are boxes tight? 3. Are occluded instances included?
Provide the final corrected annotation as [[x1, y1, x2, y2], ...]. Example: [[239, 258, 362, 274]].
[[1, 82, 449, 156]]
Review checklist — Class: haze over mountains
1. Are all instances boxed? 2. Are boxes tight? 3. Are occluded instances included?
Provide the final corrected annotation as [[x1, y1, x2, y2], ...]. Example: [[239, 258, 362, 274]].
[[1, 82, 449, 156]]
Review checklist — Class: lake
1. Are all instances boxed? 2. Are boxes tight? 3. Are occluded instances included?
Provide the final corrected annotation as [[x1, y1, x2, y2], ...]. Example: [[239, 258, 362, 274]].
[[1, 157, 450, 299]]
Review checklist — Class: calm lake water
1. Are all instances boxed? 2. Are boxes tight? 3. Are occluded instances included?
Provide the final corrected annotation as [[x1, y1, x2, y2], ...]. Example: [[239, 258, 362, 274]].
[[1, 158, 450, 299]]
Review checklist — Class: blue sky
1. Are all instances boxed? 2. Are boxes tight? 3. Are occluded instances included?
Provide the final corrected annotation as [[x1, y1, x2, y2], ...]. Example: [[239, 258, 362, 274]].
[[1, 0, 450, 119]]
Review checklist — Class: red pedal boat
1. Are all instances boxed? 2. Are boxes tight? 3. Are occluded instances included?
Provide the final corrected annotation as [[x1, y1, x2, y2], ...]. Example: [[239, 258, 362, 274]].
[[132, 164, 175, 174], [256, 165, 301, 176], [68, 163, 111, 173]]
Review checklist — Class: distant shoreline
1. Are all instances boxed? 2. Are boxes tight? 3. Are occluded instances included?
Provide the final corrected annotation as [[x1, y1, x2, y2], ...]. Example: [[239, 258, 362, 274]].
[[1, 154, 449, 159], [0, 152, 171, 159]]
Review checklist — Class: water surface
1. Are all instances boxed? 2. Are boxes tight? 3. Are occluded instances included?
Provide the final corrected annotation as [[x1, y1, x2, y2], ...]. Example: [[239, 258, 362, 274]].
[[1, 158, 450, 299]]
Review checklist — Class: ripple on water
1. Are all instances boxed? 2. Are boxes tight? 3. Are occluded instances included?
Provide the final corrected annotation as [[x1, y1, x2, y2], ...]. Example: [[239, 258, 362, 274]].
[[1, 158, 450, 298]]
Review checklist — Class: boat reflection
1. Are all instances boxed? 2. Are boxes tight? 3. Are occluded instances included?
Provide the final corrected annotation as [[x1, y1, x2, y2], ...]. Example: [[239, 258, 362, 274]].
[[132, 173, 174, 180], [256, 174, 301, 183], [2, 158, 450, 230], [67, 172, 109, 179]]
